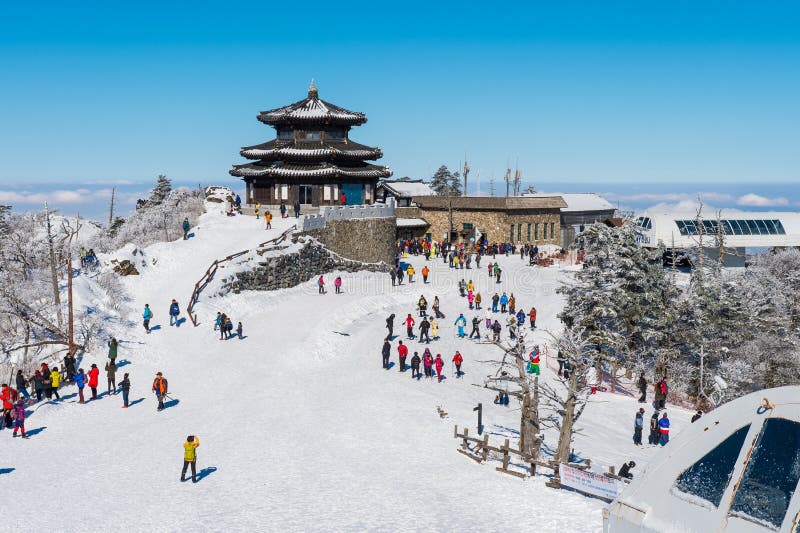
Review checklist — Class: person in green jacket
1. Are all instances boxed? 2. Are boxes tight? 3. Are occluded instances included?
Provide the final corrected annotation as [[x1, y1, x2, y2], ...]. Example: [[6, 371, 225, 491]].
[[107, 337, 118, 364]]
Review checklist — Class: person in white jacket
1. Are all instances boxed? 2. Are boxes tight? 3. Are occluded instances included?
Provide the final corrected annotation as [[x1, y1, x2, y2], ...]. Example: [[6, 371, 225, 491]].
[[586, 365, 599, 394]]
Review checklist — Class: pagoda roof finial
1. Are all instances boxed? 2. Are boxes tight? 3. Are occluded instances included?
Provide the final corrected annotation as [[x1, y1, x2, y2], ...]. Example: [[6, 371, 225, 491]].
[[308, 79, 318, 98]]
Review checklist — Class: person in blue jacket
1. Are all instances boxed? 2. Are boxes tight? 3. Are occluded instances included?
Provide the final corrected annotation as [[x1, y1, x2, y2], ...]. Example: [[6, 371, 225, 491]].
[[454, 314, 467, 338], [658, 412, 671, 446], [499, 293, 509, 313], [169, 299, 180, 327], [74, 368, 87, 404], [143, 304, 153, 333], [515, 309, 526, 327], [182, 218, 190, 240]]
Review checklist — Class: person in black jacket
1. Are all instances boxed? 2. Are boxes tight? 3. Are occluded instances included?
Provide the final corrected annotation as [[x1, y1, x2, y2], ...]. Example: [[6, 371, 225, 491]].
[[15, 370, 30, 402], [691, 410, 703, 423], [386, 314, 394, 339], [618, 461, 636, 479], [410, 352, 421, 379], [120, 373, 131, 408], [381, 338, 391, 369], [648, 412, 660, 445], [637, 372, 647, 403], [469, 316, 481, 339], [418, 318, 431, 343]]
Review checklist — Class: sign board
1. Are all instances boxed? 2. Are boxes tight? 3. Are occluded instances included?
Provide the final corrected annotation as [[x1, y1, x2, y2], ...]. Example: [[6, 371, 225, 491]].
[[560, 463, 623, 502]]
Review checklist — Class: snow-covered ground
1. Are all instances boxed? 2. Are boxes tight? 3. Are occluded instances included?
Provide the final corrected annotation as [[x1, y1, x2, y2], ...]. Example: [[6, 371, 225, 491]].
[[1, 208, 692, 532]]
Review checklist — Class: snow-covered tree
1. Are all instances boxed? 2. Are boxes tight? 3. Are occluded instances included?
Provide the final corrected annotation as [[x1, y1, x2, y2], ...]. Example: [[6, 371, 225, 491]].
[[149, 174, 172, 205]]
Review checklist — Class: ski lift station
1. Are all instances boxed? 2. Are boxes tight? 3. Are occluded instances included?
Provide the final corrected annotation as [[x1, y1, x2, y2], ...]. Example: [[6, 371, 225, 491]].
[[634, 211, 800, 267], [604, 386, 800, 532]]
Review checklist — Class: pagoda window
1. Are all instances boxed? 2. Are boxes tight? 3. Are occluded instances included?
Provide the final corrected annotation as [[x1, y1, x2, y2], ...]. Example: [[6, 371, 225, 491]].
[[327, 131, 346, 141], [277, 130, 293, 140], [300, 131, 321, 141]]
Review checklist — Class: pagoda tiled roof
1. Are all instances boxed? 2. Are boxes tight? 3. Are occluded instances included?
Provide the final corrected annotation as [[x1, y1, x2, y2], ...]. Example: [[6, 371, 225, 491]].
[[240, 139, 382, 161], [257, 83, 366, 126], [229, 161, 392, 179]]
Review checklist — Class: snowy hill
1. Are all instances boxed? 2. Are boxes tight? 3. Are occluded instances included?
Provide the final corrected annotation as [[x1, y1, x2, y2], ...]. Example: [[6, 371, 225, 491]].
[[1, 208, 692, 532]]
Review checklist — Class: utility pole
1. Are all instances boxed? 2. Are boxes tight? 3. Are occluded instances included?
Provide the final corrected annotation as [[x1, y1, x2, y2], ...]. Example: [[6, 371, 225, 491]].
[[66, 251, 74, 360], [489, 175, 496, 197], [109, 187, 116, 226], [504, 162, 511, 198], [513, 159, 521, 196]]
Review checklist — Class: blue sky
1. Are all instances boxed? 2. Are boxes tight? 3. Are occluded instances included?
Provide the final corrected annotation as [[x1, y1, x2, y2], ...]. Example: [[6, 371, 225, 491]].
[[1, 1, 798, 217]]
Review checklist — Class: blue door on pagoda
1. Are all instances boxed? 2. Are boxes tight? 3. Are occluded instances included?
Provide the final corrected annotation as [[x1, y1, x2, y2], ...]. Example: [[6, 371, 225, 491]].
[[341, 183, 362, 205]]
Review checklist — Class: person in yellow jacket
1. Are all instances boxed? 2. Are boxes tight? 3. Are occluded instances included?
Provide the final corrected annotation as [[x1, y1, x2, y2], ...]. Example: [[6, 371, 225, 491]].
[[406, 265, 415, 283], [50, 365, 61, 400], [254, 203, 261, 218], [182, 435, 200, 483], [430, 318, 439, 340], [265, 211, 272, 229], [467, 280, 474, 293]]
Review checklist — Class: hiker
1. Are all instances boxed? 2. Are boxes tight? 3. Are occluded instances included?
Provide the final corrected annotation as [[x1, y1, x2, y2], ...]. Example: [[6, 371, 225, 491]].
[[181, 435, 200, 483], [454, 314, 467, 338], [491, 293, 499, 312], [386, 314, 395, 339], [265, 210, 272, 229], [418, 295, 428, 317], [633, 408, 644, 445], [475, 292, 482, 310], [508, 294, 516, 315], [419, 317, 431, 343], [108, 336, 119, 364], [105, 361, 117, 395], [406, 264, 415, 283], [88, 364, 100, 400], [469, 316, 481, 339], [405, 314, 415, 338], [382, 338, 391, 369], [422, 265, 430, 283], [11, 398, 26, 438], [658, 412, 670, 446], [182, 218, 190, 240], [390, 269, 396, 286], [499, 293, 508, 313], [452, 351, 463, 377], [219, 313, 228, 340], [32, 371, 44, 402], [434, 354, 445, 382], [396, 266, 404, 285], [143, 304, 153, 333], [63, 353, 76, 383], [430, 318, 439, 339], [397, 341, 408, 371], [225, 317, 234, 339], [529, 307, 537, 329], [152, 372, 169, 411], [51, 365, 63, 399], [410, 351, 421, 379], [637, 372, 647, 403], [236, 322, 243, 339], [318, 276, 326, 294], [491, 320, 502, 342], [169, 299, 181, 326], [74, 369, 87, 404], [15, 370, 29, 402], [648, 412, 660, 445], [120, 373, 131, 408], [334, 276, 342, 294]]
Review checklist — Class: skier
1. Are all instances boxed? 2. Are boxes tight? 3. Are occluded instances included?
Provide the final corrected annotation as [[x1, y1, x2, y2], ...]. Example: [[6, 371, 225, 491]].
[[219, 313, 228, 340], [397, 341, 408, 372], [422, 265, 430, 284], [11, 398, 26, 438], [334, 276, 342, 294], [410, 351, 421, 379], [637, 372, 648, 403], [658, 412, 670, 446], [107, 336, 119, 365], [143, 304, 153, 333], [618, 461, 636, 479], [88, 364, 100, 400], [181, 435, 200, 483], [499, 293, 509, 313], [529, 307, 537, 329], [454, 314, 467, 338], [182, 218, 190, 240], [434, 354, 445, 382], [152, 372, 168, 411], [419, 317, 431, 343], [469, 316, 481, 339], [452, 351, 463, 377], [405, 314, 416, 338], [691, 410, 703, 423], [430, 318, 439, 340], [381, 338, 391, 369], [214, 312, 223, 331], [386, 314, 395, 339], [318, 276, 326, 295], [105, 361, 117, 395], [633, 408, 644, 445], [120, 373, 131, 408], [169, 299, 180, 326], [475, 292, 482, 310], [648, 412, 660, 445], [491, 293, 499, 312], [423, 352, 434, 378], [418, 295, 428, 317], [74, 368, 87, 404], [236, 322, 243, 339]]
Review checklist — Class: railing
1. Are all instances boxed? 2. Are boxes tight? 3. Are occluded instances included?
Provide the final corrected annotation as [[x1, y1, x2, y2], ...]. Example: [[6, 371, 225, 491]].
[[187, 225, 296, 326]]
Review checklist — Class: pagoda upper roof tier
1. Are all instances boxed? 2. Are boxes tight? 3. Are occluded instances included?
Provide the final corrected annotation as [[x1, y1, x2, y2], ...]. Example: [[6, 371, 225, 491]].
[[240, 139, 382, 161], [230, 161, 392, 180], [257, 82, 366, 127]]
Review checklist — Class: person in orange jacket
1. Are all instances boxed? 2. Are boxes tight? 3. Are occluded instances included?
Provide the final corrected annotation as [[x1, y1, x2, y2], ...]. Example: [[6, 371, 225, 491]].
[[421, 265, 430, 284], [528, 307, 537, 329], [182, 435, 200, 483], [87, 364, 100, 400], [152, 372, 169, 411]]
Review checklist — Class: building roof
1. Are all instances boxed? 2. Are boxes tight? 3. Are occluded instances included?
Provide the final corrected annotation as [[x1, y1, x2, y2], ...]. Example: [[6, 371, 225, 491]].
[[523, 192, 615, 212], [378, 180, 435, 198], [230, 161, 392, 179], [396, 218, 429, 228], [257, 81, 367, 127], [636, 209, 800, 248], [410, 195, 568, 210], [240, 139, 382, 161]]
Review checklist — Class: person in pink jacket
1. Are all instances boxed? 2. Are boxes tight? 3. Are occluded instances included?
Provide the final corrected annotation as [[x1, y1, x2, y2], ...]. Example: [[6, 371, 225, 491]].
[[434, 354, 445, 382], [12, 398, 26, 438], [334, 276, 342, 294], [467, 291, 474, 309]]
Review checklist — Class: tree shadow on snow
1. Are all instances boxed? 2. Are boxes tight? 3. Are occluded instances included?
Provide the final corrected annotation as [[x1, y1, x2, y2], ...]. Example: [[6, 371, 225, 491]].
[[0, 468, 15, 475], [129, 397, 145, 407], [163, 398, 180, 409], [195, 466, 217, 482], [26, 426, 47, 437]]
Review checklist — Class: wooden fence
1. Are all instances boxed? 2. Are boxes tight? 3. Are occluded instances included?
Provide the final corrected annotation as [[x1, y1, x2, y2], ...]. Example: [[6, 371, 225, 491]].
[[187, 225, 296, 326]]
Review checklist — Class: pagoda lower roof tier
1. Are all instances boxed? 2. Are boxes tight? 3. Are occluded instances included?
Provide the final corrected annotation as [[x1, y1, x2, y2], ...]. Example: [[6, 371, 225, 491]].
[[230, 162, 392, 179], [240, 139, 382, 161]]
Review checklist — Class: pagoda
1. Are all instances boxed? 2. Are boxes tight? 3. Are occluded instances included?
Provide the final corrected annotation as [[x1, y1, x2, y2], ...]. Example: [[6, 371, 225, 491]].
[[230, 81, 392, 207]]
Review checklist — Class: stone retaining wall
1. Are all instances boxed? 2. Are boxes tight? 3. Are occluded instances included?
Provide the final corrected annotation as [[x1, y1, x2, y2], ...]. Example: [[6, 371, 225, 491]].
[[301, 216, 397, 265]]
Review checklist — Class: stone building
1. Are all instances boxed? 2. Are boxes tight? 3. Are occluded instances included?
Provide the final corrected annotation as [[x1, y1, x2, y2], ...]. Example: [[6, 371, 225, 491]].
[[230, 81, 392, 207], [396, 196, 567, 245], [376, 179, 434, 207]]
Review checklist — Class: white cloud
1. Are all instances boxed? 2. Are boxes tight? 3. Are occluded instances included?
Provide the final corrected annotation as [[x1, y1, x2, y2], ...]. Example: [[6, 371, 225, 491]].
[[602, 192, 734, 204], [736, 193, 790, 207], [0, 188, 143, 205]]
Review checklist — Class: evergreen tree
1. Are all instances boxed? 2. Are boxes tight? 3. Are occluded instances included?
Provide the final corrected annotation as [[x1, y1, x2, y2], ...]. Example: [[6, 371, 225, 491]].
[[448, 171, 463, 196], [430, 165, 453, 196], [149, 174, 172, 205]]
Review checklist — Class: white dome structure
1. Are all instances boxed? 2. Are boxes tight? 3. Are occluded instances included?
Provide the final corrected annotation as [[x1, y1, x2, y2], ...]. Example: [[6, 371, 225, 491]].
[[604, 386, 800, 532]]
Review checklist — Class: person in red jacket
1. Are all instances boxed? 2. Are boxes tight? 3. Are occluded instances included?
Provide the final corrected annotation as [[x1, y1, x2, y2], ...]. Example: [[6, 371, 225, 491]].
[[397, 341, 408, 372], [87, 364, 100, 400], [452, 351, 464, 378], [1, 384, 15, 429], [528, 307, 537, 330], [434, 354, 445, 382], [405, 314, 415, 339]]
